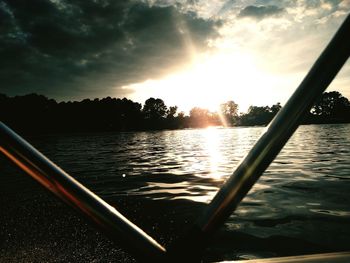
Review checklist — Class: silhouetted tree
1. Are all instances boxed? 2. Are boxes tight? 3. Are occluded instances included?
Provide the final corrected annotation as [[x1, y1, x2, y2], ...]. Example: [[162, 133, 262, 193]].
[[165, 106, 178, 129], [177, 111, 185, 118], [167, 106, 178, 119], [142, 98, 167, 120], [4, 93, 58, 133], [175, 111, 189, 129], [220, 100, 239, 126], [270, 102, 282, 115], [239, 103, 281, 126], [1, 91, 349, 134], [311, 91, 350, 119], [142, 98, 168, 129]]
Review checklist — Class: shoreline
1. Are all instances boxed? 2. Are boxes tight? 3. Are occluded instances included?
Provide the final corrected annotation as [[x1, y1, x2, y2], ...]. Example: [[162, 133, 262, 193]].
[[7, 122, 350, 138]]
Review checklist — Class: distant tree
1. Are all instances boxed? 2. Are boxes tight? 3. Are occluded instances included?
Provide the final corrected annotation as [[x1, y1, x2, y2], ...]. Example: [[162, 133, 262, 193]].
[[141, 98, 168, 129], [167, 106, 178, 119], [189, 107, 211, 127], [311, 91, 350, 117], [175, 111, 190, 129], [270, 102, 282, 114], [189, 107, 209, 119], [239, 103, 281, 126], [0, 93, 58, 133], [2, 91, 350, 134], [163, 106, 178, 129], [220, 100, 239, 126], [177, 111, 185, 118], [142, 98, 168, 120], [307, 91, 350, 123], [220, 101, 238, 117], [119, 98, 143, 130]]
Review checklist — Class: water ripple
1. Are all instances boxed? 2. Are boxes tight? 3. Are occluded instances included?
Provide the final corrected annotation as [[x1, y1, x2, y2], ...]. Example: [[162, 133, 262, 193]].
[[2, 123, 350, 253]]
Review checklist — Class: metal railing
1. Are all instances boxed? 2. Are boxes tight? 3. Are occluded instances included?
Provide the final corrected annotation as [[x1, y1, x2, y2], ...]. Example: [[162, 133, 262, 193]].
[[1, 14, 349, 263]]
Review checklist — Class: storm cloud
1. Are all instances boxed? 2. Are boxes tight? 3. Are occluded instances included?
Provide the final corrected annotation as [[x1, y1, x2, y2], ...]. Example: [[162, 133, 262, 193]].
[[1, 0, 349, 104], [0, 0, 219, 100]]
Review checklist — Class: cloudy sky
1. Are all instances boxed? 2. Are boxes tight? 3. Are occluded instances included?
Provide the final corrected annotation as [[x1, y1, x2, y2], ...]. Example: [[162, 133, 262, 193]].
[[1, 0, 349, 112]]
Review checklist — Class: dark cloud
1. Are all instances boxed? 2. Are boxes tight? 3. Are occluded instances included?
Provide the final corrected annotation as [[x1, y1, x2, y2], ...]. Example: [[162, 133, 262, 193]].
[[0, 0, 219, 100], [238, 5, 284, 20]]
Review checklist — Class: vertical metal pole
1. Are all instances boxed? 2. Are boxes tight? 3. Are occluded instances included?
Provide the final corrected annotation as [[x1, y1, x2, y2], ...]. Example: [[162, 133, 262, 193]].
[[168, 14, 350, 261], [0, 122, 166, 262]]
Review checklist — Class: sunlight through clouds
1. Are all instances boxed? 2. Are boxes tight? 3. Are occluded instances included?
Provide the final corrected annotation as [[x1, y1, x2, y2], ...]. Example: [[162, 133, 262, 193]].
[[1, 0, 349, 106], [126, 0, 350, 112], [127, 45, 299, 113]]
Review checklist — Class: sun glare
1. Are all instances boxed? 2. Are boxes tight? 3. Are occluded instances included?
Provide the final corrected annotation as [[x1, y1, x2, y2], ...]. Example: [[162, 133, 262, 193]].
[[127, 50, 288, 114]]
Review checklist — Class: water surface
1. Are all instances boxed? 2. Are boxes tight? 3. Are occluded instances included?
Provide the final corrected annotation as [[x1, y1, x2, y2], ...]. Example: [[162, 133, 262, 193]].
[[1, 124, 350, 261]]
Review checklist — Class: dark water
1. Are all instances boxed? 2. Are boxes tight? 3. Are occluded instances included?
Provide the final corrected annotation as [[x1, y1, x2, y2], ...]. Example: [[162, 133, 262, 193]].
[[1, 124, 350, 262]]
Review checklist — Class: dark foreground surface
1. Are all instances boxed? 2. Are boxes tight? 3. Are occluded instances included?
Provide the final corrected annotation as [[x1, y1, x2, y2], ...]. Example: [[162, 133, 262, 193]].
[[1, 125, 350, 262], [1, 179, 340, 263]]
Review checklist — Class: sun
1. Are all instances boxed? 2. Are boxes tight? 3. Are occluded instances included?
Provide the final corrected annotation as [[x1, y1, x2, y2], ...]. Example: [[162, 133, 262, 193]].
[[127, 50, 278, 114]]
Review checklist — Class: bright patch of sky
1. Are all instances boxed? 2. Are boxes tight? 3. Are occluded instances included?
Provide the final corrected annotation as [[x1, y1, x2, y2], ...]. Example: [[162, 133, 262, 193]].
[[128, 0, 350, 113]]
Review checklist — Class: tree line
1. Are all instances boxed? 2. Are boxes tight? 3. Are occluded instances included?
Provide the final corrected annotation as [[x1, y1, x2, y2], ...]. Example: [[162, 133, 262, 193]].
[[0, 91, 349, 134]]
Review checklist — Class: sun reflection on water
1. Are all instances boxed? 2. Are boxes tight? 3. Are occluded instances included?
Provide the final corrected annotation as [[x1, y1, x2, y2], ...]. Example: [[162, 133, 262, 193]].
[[203, 127, 224, 180]]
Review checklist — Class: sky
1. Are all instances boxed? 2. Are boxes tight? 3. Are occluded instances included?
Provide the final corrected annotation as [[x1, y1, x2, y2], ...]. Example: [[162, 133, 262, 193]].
[[1, 0, 349, 113]]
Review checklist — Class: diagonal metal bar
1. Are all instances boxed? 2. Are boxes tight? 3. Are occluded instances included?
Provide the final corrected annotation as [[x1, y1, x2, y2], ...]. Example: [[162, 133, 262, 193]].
[[0, 121, 166, 262], [168, 14, 350, 261]]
